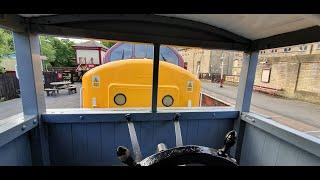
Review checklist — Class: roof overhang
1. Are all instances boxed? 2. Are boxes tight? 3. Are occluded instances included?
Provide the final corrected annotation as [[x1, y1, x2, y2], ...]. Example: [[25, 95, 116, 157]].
[[1, 14, 320, 52]]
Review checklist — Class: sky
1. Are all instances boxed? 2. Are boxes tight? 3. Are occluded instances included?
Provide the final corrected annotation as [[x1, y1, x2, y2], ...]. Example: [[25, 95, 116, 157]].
[[56, 37, 101, 44]]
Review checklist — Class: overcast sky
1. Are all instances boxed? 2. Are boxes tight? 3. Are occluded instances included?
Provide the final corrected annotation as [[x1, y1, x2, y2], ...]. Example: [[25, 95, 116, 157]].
[[56, 37, 101, 44]]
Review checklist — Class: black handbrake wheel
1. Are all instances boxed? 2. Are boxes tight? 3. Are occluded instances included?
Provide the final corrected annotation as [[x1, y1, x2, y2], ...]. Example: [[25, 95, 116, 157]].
[[138, 145, 238, 166]]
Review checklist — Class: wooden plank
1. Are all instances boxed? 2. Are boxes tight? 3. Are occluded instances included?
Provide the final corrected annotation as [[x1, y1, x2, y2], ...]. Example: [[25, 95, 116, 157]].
[[274, 140, 300, 166], [242, 112, 320, 158], [42, 115, 238, 165], [101, 122, 116, 165], [0, 135, 18, 165], [48, 124, 73, 165], [243, 125, 267, 166], [0, 134, 32, 166], [15, 134, 32, 166], [259, 132, 281, 166], [240, 123, 320, 166], [154, 121, 176, 149], [71, 123, 87, 164], [139, 121, 156, 158], [233, 52, 259, 161], [197, 119, 219, 147], [239, 124, 250, 165], [296, 150, 320, 166], [86, 123, 102, 165], [185, 119, 199, 145]]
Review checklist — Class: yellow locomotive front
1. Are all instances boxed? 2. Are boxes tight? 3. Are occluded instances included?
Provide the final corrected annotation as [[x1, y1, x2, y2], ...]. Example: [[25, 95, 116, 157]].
[[82, 59, 200, 108], [81, 43, 201, 108]]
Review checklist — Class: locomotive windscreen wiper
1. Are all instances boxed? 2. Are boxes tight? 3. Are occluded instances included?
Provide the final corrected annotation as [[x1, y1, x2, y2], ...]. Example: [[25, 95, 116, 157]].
[[161, 53, 167, 61]]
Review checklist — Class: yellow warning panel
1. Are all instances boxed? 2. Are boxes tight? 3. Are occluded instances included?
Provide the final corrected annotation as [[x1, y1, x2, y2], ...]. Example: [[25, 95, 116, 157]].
[[187, 80, 193, 92], [92, 75, 100, 87]]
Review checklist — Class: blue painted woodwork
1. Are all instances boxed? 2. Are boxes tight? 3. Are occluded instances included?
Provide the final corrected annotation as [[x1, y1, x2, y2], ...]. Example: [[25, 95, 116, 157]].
[[44, 110, 235, 165], [240, 123, 320, 165], [0, 134, 32, 166]]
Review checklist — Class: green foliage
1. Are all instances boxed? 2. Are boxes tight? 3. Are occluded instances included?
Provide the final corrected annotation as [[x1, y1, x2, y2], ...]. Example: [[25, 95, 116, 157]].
[[51, 38, 76, 67], [40, 36, 55, 68], [101, 40, 116, 48], [0, 29, 14, 58], [40, 36, 76, 67], [0, 27, 76, 68]]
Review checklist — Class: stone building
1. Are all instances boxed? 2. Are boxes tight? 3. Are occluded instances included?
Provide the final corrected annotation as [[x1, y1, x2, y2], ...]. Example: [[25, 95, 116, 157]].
[[177, 48, 243, 80], [177, 42, 320, 104], [178, 48, 211, 75], [255, 42, 320, 104]]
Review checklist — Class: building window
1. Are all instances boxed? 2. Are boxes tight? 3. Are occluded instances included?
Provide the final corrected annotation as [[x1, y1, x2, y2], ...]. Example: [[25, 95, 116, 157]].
[[299, 46, 303, 51], [317, 43, 320, 49], [299, 45, 308, 51], [284, 47, 291, 52]]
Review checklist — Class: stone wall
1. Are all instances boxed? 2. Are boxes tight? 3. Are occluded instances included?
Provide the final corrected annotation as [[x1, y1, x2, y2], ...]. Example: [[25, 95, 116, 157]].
[[178, 45, 320, 104], [254, 54, 320, 104], [178, 48, 243, 77]]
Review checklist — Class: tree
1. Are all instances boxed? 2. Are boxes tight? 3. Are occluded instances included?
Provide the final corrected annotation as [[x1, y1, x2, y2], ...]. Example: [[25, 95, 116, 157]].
[[39, 36, 76, 67], [101, 40, 116, 48], [50, 38, 76, 67], [0, 28, 77, 68], [0, 28, 14, 58], [40, 36, 56, 68]]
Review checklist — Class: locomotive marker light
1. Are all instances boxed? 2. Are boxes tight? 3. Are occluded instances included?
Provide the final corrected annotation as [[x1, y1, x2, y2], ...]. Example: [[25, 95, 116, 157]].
[[162, 95, 174, 107], [92, 97, 97, 108], [114, 93, 127, 106]]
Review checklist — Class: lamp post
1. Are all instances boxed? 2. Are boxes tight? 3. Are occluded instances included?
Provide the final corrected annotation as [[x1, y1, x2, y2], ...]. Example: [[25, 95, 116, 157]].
[[220, 53, 224, 88]]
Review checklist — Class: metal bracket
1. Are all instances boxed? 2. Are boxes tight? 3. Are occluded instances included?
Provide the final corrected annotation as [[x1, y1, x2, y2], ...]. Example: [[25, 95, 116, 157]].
[[173, 113, 183, 147], [125, 114, 142, 162]]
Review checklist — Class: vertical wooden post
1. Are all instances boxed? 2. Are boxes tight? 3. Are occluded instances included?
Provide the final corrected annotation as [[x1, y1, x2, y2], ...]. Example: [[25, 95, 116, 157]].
[[13, 32, 50, 165], [233, 51, 259, 162]]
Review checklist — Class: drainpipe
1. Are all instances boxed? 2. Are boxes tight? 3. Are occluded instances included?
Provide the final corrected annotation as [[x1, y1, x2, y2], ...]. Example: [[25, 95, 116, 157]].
[[220, 51, 224, 88]]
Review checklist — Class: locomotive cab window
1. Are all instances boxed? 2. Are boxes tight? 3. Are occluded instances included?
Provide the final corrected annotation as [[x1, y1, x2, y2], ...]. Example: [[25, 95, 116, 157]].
[[109, 43, 133, 61]]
